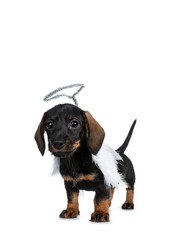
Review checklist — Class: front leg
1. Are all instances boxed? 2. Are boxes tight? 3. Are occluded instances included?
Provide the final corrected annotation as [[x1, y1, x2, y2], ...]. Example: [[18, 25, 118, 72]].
[[59, 181, 79, 219], [91, 185, 110, 222]]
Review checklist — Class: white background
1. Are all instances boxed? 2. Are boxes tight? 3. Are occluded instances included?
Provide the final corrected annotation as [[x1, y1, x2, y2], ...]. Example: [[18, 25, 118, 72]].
[[0, 0, 180, 239]]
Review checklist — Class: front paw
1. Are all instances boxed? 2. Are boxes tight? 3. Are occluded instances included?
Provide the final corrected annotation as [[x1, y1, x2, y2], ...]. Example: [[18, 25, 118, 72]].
[[91, 211, 109, 222], [59, 208, 79, 218]]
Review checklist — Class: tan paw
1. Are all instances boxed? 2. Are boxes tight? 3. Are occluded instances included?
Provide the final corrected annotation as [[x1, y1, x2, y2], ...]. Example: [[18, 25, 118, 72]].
[[90, 211, 109, 222], [59, 208, 79, 218], [122, 202, 134, 209]]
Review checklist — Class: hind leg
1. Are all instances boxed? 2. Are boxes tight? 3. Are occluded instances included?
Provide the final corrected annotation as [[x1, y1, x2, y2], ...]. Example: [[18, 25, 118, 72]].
[[118, 154, 135, 210], [109, 188, 114, 207], [122, 186, 134, 209]]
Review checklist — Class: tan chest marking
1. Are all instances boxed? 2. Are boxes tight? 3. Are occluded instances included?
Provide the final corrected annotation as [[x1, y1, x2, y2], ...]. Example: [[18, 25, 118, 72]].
[[62, 174, 96, 182]]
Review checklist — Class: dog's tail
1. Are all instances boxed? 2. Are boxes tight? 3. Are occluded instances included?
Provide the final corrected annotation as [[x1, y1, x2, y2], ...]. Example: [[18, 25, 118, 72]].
[[116, 119, 137, 154]]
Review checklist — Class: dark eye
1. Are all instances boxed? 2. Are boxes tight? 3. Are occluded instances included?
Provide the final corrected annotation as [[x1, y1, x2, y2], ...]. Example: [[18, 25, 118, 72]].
[[46, 120, 54, 130], [70, 119, 79, 129]]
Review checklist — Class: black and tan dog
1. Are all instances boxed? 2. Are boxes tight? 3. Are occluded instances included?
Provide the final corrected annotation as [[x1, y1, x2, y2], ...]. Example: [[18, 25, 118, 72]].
[[35, 103, 136, 222]]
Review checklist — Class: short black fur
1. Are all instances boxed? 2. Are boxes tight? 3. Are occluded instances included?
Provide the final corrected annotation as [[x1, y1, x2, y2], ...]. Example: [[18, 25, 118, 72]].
[[34, 103, 136, 221]]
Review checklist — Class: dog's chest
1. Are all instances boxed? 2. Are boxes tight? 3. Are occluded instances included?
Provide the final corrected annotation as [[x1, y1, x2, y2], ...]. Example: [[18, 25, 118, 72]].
[[58, 155, 102, 190], [59, 154, 98, 177], [60, 158, 90, 176], [62, 173, 97, 190]]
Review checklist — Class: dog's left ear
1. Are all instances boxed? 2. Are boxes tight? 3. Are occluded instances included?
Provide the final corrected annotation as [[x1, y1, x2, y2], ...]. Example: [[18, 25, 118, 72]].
[[34, 114, 46, 156], [83, 111, 105, 155]]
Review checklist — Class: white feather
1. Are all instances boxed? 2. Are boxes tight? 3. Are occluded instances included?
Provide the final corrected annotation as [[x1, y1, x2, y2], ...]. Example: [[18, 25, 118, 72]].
[[92, 140, 127, 189], [50, 141, 127, 189], [51, 156, 60, 175]]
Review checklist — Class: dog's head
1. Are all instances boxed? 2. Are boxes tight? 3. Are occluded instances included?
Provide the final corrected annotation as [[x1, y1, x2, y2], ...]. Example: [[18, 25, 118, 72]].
[[34, 104, 105, 158]]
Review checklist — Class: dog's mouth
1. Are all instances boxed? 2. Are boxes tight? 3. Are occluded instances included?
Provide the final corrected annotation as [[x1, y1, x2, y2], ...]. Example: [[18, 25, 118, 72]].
[[52, 151, 73, 158], [48, 139, 81, 158]]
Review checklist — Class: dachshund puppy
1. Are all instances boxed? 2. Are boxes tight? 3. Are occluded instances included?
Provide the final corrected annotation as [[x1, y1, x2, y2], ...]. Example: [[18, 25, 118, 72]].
[[35, 103, 136, 222]]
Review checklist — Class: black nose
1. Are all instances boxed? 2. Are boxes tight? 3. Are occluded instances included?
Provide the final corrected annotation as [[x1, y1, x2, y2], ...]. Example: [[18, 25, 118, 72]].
[[53, 141, 65, 150]]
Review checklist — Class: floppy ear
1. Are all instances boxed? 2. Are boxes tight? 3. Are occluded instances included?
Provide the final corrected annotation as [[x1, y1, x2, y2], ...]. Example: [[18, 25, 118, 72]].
[[34, 115, 46, 156], [84, 111, 105, 155]]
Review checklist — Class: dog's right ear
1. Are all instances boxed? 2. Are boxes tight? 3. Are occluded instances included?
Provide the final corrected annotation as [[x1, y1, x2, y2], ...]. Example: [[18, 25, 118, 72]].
[[34, 114, 45, 156]]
